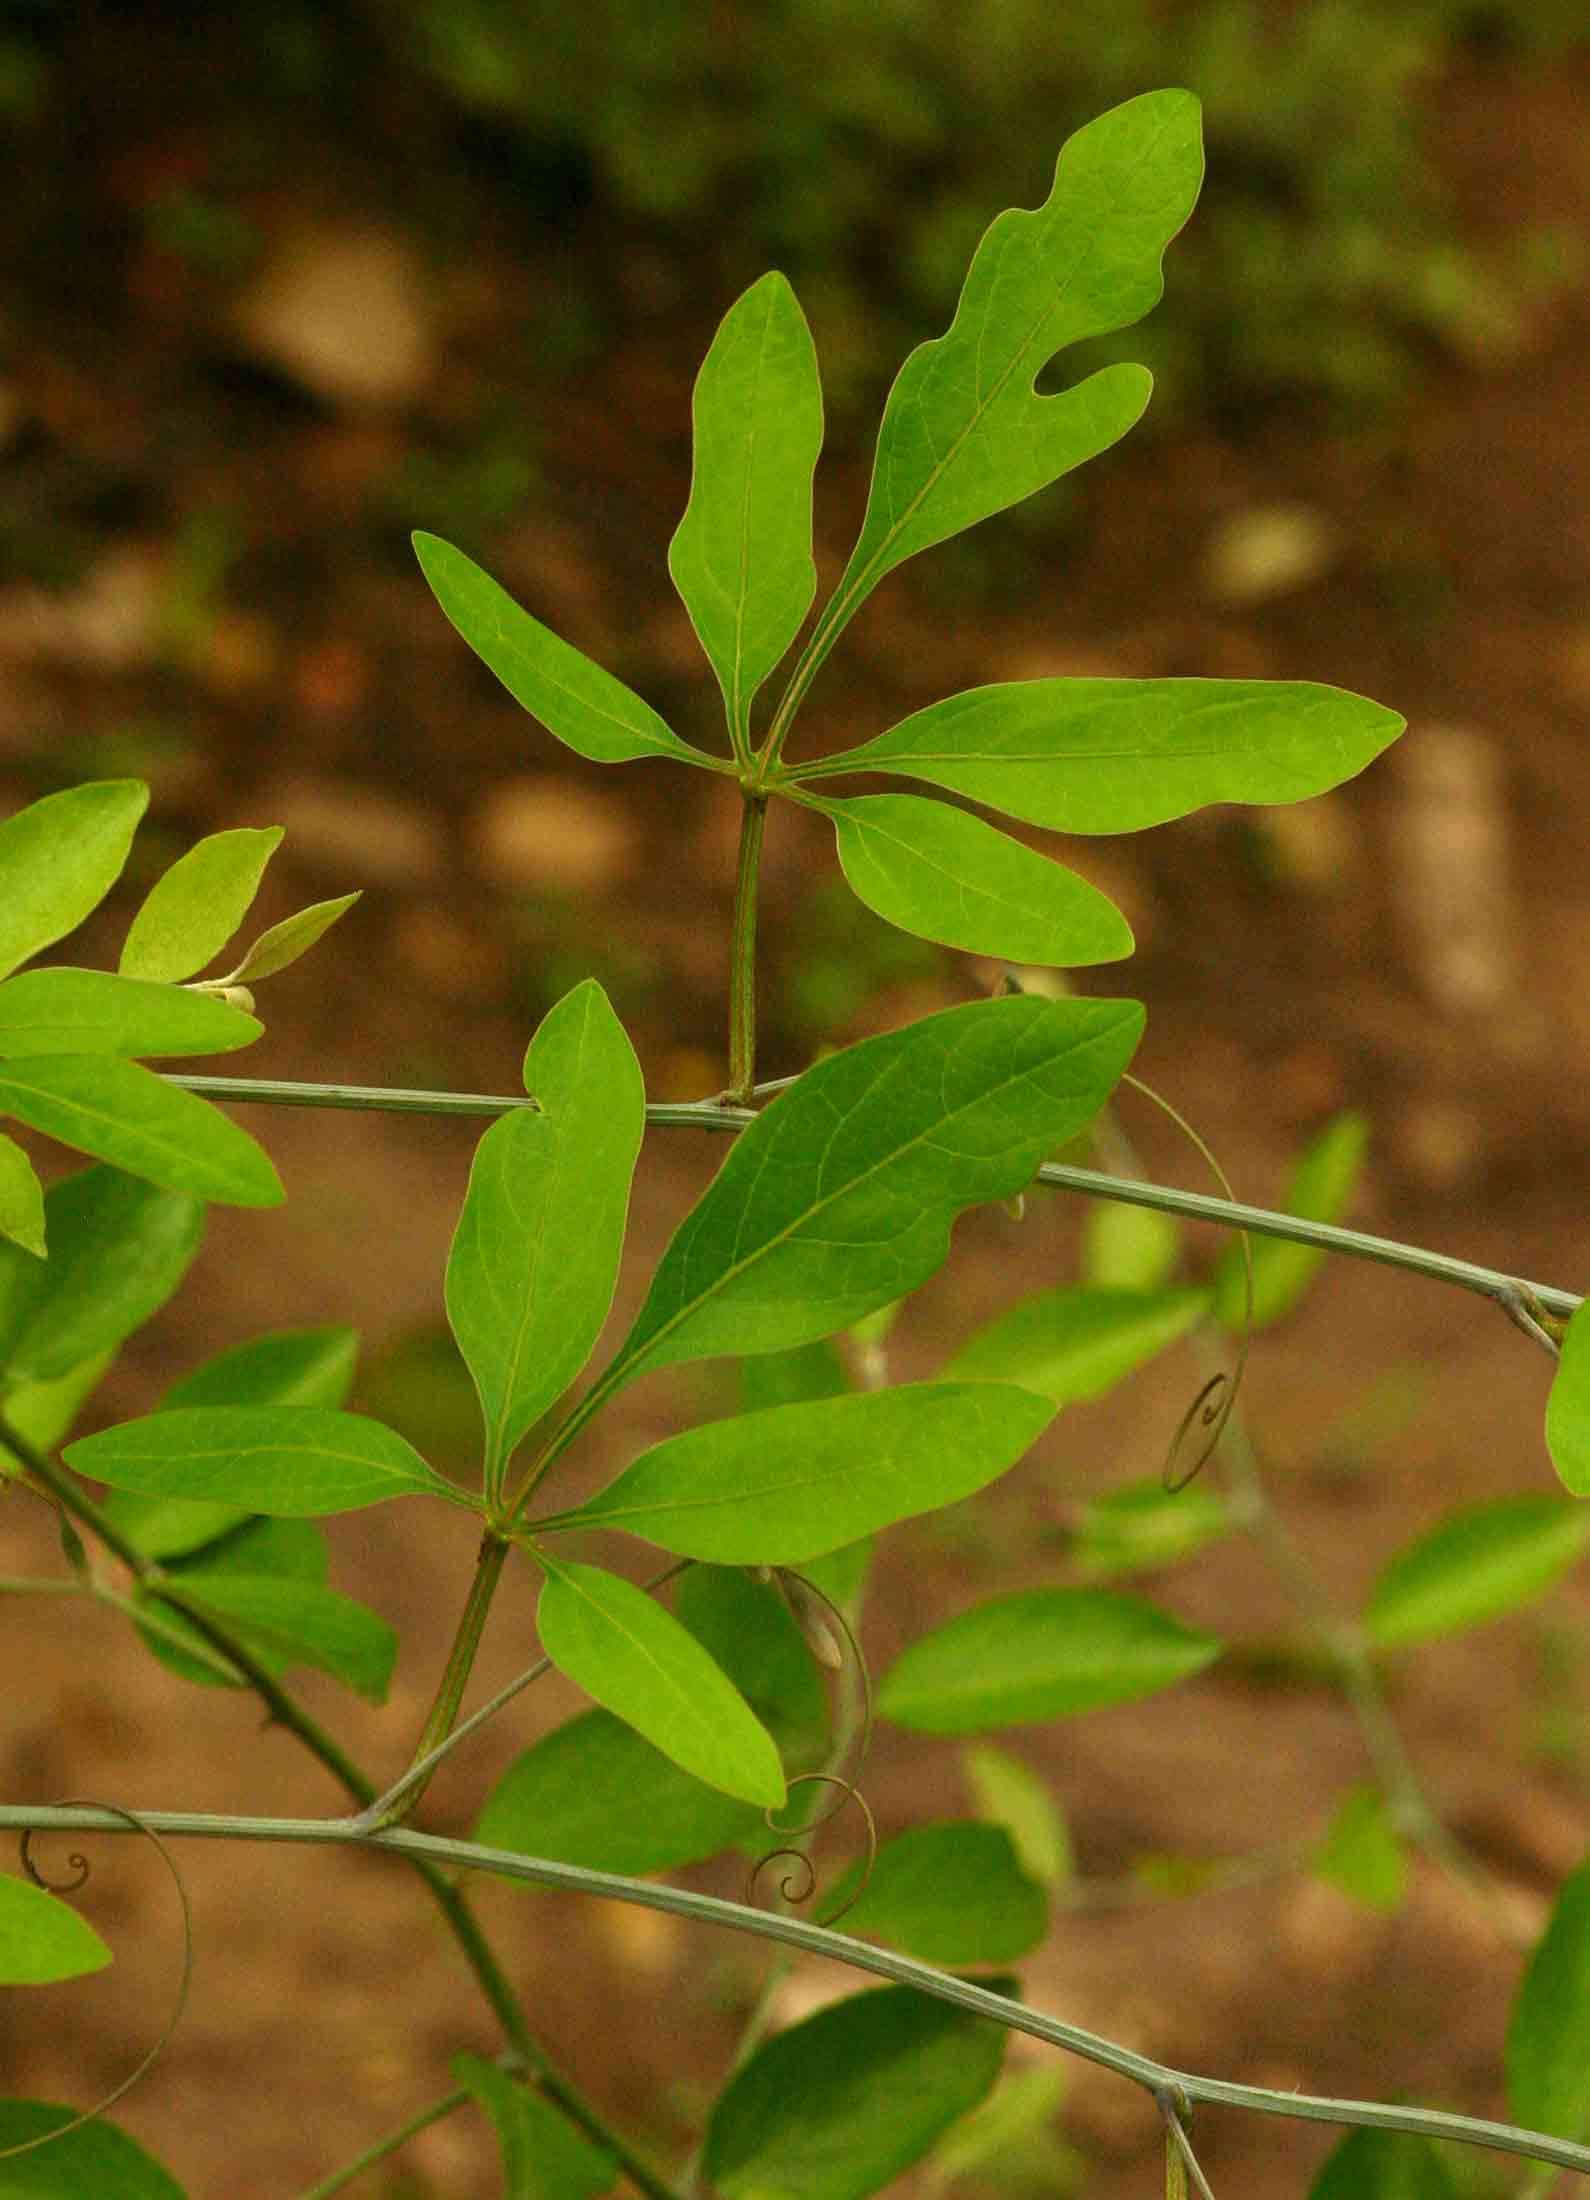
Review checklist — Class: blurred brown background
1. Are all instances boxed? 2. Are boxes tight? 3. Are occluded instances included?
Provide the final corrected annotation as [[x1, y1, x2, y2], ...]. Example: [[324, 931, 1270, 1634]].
[[2, 4, 1588, 2194]]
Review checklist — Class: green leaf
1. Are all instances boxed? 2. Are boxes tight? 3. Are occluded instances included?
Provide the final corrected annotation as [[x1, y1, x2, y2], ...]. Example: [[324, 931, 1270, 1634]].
[[2, 1349, 115, 1453], [825, 92, 1201, 624], [173, 1573, 396, 1702], [1308, 2129, 1460, 2200], [606, 992, 1142, 1384], [222, 892, 360, 983], [0, 1054, 282, 1208], [414, 533, 701, 766], [742, 1337, 849, 1413], [673, 1565, 828, 1760], [447, 981, 644, 1486], [0, 2104, 186, 2196], [961, 1745, 1073, 1888], [0, 1133, 45, 1258], [1366, 1496, 1590, 1651], [822, 795, 1132, 967], [1213, 1111, 1368, 1330], [826, 1822, 1048, 1965], [923, 2066, 1071, 2197], [797, 679, 1405, 832], [118, 827, 283, 982], [703, 1983, 1009, 2200], [1508, 1855, 1590, 2140], [1080, 1196, 1180, 1290], [104, 1327, 359, 1559], [65, 1404, 462, 1516], [1069, 1479, 1230, 1581], [476, 1709, 759, 1878], [1546, 1301, 1590, 1496], [453, 2053, 617, 2200], [0, 968, 261, 1059], [552, 1383, 1053, 1564], [0, 1872, 112, 1983], [0, 780, 148, 982], [880, 1588, 1220, 1733], [668, 271, 823, 743], [0, 1167, 203, 1386], [133, 1516, 328, 1689], [1315, 1786, 1408, 1913], [535, 1556, 784, 1808], [943, 1285, 1206, 1406]]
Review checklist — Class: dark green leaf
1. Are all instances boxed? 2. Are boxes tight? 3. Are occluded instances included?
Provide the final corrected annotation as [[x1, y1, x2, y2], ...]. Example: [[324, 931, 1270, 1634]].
[[923, 2066, 1071, 2195], [606, 993, 1142, 1384], [673, 1565, 828, 1760], [826, 1822, 1048, 1965], [1507, 1855, 1590, 2139], [960, 1746, 1073, 1888], [453, 2053, 617, 2200], [65, 1405, 463, 1515], [1308, 2130, 1460, 2200], [0, 1167, 203, 1386], [173, 1573, 395, 1702], [553, 1384, 1053, 1563], [826, 91, 1201, 620], [0, 1133, 45, 1259], [1315, 1786, 1407, 1913], [823, 795, 1132, 967], [0, 968, 260, 1059], [881, 1588, 1220, 1733], [0, 1873, 111, 1983], [703, 1983, 1009, 2200], [134, 1516, 327, 1689], [447, 981, 644, 1485], [414, 533, 701, 766], [475, 1709, 758, 1878], [118, 827, 283, 982], [2, 1349, 114, 1453], [1213, 1112, 1367, 1330], [535, 1557, 784, 1808], [0, 780, 148, 982], [1367, 1496, 1590, 1651], [798, 679, 1404, 832], [0, 2104, 185, 2196], [1546, 1301, 1590, 1497], [741, 1337, 849, 1413], [0, 1054, 282, 1208], [105, 1326, 359, 1559], [223, 892, 360, 983], [943, 1285, 1206, 1405], [669, 271, 823, 742]]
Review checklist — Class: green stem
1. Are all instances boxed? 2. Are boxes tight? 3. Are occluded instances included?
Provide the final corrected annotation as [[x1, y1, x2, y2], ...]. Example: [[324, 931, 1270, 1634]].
[[164, 1073, 1583, 1323], [294, 2086, 471, 2200], [4, 1801, 1588, 2183], [727, 792, 768, 1101], [377, 1530, 511, 1828]]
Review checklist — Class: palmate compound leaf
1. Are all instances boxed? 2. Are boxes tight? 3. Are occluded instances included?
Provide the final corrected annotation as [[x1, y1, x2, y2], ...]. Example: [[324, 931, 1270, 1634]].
[[598, 992, 1143, 1392], [1546, 1299, 1590, 1496], [0, 969, 260, 1060], [1507, 1855, 1590, 2143], [791, 678, 1405, 834], [414, 532, 705, 767], [0, 1053, 281, 1208], [1365, 1495, 1590, 1652], [447, 980, 644, 1490], [534, 1555, 784, 1808], [821, 91, 1202, 632], [453, 2052, 617, 2200], [881, 1587, 1221, 1733], [0, 779, 148, 983], [668, 270, 823, 748], [543, 1383, 1054, 1564], [0, 2105, 186, 2198], [118, 826, 283, 982], [702, 1982, 1010, 2200], [64, 1404, 467, 1517], [0, 1871, 111, 1984], [815, 793, 1133, 968]]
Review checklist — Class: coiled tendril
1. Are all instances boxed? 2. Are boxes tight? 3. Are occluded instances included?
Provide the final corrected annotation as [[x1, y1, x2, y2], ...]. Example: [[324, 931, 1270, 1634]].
[[4, 1799, 194, 2163]]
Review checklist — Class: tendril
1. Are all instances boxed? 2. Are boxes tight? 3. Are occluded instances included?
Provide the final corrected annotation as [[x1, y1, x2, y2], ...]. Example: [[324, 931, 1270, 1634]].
[[2, 1799, 195, 2164], [1117, 1072, 1253, 1493], [745, 1775, 879, 1928]]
